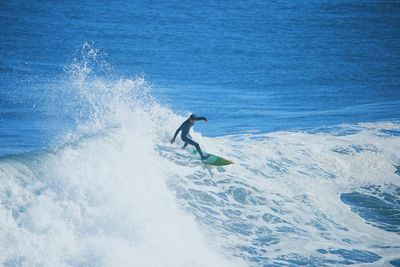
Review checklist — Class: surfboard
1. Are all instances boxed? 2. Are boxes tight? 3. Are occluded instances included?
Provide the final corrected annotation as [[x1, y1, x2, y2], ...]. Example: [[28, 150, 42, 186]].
[[202, 153, 233, 166], [186, 148, 233, 166]]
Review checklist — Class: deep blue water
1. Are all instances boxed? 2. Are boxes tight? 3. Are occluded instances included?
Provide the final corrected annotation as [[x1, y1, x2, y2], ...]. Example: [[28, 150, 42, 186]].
[[1, 0, 400, 154]]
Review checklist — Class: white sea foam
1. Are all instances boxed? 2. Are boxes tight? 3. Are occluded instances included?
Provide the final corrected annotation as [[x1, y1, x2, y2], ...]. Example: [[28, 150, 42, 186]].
[[0, 101, 243, 266], [162, 123, 400, 265]]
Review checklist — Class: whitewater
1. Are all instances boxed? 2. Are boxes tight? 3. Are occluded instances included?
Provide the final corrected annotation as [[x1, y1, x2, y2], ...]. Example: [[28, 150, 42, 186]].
[[1, 50, 399, 266]]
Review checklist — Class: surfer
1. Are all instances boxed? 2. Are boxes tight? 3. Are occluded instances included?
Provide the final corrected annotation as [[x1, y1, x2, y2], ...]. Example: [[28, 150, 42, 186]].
[[171, 114, 209, 160]]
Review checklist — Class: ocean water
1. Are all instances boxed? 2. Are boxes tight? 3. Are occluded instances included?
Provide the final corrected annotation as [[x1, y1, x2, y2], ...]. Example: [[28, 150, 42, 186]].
[[1, 0, 400, 266]]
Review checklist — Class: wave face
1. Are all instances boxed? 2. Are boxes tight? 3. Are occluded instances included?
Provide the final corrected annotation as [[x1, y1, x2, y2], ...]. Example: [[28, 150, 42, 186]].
[[1, 46, 400, 266], [0, 50, 242, 267]]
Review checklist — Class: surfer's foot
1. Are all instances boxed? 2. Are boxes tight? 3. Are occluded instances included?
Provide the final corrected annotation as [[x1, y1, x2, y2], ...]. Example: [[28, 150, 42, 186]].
[[201, 155, 209, 160]]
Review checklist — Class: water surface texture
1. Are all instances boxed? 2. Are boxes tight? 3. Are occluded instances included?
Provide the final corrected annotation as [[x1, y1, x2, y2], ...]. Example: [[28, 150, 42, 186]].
[[1, 1, 399, 266]]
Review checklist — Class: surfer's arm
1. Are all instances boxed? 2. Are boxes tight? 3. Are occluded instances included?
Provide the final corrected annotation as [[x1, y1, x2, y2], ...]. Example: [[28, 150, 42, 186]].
[[195, 116, 208, 122], [171, 125, 183, 143]]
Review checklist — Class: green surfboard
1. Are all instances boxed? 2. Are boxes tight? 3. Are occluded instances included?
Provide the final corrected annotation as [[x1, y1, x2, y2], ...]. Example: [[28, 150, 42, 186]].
[[187, 148, 233, 166], [202, 153, 233, 166]]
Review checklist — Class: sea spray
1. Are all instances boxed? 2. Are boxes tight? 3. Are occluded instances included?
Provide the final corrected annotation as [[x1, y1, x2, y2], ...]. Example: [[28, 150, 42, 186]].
[[0, 44, 242, 266]]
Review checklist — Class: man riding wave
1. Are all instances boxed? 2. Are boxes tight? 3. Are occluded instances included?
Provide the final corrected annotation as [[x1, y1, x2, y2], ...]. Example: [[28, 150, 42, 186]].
[[170, 114, 209, 160]]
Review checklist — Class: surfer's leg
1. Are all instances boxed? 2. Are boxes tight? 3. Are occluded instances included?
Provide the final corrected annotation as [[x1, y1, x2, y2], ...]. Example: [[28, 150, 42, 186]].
[[183, 137, 205, 158], [191, 141, 204, 158], [182, 143, 188, 149]]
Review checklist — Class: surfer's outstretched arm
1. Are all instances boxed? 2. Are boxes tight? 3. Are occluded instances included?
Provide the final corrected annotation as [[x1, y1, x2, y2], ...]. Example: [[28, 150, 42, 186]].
[[194, 116, 208, 122], [171, 125, 183, 143]]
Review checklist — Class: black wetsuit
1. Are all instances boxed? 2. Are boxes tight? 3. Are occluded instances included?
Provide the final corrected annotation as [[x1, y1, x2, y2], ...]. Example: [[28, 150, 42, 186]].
[[172, 116, 207, 157]]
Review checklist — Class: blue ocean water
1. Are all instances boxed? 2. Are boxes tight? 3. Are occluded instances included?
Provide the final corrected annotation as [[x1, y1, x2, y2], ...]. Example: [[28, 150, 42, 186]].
[[1, 0, 400, 266]]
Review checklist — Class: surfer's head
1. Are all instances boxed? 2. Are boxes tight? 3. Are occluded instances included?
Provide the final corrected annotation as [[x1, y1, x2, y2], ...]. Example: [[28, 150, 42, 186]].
[[189, 114, 196, 123]]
